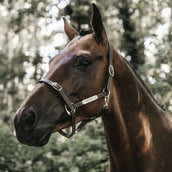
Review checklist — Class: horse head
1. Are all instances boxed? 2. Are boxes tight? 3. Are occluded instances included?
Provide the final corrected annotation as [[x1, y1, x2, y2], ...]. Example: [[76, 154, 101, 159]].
[[14, 4, 113, 146]]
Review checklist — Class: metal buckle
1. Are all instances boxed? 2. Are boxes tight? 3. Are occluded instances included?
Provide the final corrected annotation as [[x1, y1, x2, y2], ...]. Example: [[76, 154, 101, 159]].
[[109, 65, 114, 77], [65, 104, 76, 116], [52, 82, 62, 91], [103, 89, 110, 110]]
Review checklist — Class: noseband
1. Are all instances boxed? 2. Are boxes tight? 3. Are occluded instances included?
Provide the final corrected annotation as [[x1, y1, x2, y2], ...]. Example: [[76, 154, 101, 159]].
[[38, 42, 114, 138]]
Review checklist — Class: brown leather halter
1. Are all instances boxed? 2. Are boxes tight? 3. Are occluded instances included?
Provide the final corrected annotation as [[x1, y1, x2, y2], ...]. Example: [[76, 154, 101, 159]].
[[38, 42, 114, 138]]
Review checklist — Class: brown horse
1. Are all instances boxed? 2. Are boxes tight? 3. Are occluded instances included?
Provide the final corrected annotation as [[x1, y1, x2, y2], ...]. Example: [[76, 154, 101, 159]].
[[14, 4, 172, 172]]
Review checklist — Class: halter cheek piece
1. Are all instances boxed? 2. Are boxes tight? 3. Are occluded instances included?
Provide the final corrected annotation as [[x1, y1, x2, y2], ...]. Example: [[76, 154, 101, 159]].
[[38, 42, 114, 138]]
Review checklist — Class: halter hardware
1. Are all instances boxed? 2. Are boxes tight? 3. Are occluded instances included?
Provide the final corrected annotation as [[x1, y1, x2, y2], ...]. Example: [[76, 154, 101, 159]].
[[109, 65, 114, 77], [52, 82, 62, 91], [38, 42, 114, 138], [65, 104, 75, 116], [103, 89, 110, 110]]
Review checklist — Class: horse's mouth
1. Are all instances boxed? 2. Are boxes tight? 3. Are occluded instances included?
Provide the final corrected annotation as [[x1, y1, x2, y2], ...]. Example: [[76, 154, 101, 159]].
[[16, 129, 52, 147], [31, 130, 52, 147]]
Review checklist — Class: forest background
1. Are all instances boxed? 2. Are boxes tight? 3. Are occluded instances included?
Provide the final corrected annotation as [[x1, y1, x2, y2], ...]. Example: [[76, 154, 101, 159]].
[[0, 0, 172, 171]]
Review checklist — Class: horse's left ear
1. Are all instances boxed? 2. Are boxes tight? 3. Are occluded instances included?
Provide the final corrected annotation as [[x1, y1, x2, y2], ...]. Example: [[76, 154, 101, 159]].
[[63, 17, 78, 41], [91, 3, 108, 45]]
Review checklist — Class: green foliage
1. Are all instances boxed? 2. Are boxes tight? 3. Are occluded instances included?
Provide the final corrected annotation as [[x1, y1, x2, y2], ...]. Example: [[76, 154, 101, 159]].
[[0, 121, 108, 172]]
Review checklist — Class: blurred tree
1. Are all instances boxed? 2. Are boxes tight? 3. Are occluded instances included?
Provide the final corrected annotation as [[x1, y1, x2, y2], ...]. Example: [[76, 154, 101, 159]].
[[0, 0, 50, 115], [151, 0, 172, 111], [117, 0, 145, 69], [62, 0, 91, 31]]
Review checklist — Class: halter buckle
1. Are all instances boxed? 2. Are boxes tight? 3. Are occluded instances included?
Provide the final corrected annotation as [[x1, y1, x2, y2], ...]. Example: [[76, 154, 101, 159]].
[[103, 89, 110, 110], [65, 104, 76, 116], [52, 82, 62, 91], [109, 65, 114, 77]]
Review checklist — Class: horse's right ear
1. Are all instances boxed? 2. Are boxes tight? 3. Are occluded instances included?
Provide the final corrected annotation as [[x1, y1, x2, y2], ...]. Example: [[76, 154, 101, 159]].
[[63, 17, 78, 41]]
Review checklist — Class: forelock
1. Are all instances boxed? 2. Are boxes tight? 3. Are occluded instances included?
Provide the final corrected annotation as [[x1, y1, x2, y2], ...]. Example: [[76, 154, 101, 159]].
[[79, 29, 93, 36]]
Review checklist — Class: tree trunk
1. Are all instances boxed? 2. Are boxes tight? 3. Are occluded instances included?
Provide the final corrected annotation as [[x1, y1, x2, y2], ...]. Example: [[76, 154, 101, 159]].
[[118, 0, 145, 69]]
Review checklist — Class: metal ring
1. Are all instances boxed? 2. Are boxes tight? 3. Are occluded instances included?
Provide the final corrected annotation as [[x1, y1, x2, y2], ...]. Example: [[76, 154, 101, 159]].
[[103, 88, 110, 97], [65, 104, 76, 116]]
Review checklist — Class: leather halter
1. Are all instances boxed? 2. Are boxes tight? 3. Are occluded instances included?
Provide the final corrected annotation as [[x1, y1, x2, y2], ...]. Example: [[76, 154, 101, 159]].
[[38, 42, 114, 138]]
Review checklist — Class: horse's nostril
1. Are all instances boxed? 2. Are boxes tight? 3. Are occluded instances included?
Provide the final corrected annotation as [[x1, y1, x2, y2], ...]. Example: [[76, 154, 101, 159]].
[[23, 110, 37, 131]]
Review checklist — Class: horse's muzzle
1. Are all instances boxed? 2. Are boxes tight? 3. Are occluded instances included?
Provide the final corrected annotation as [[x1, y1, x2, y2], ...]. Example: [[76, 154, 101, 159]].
[[14, 107, 52, 147]]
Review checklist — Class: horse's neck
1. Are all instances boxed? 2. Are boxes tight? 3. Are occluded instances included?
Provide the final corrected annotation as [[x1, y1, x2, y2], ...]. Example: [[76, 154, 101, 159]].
[[102, 49, 171, 172]]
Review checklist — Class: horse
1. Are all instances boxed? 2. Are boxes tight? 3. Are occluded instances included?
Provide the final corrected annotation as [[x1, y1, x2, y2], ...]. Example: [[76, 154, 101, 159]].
[[14, 3, 172, 172]]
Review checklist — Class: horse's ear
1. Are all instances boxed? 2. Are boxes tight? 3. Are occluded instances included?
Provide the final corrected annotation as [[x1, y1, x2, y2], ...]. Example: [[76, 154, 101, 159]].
[[63, 17, 78, 41], [91, 3, 108, 44]]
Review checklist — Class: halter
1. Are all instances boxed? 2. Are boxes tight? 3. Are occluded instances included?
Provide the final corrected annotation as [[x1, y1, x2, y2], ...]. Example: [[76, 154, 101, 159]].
[[38, 42, 114, 138]]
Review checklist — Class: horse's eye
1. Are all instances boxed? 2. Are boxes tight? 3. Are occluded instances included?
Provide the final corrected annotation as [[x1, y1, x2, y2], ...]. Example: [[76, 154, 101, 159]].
[[80, 59, 90, 67], [76, 57, 92, 70]]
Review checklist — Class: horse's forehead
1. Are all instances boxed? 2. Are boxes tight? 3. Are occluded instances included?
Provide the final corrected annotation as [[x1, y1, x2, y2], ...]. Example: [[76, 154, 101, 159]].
[[66, 35, 101, 55], [51, 35, 105, 67]]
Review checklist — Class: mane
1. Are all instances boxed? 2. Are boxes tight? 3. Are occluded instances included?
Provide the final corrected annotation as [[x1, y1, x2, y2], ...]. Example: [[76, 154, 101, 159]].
[[122, 57, 166, 111], [79, 29, 103, 44]]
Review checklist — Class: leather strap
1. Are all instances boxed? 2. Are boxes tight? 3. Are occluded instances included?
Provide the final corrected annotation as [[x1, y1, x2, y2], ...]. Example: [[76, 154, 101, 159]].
[[39, 78, 76, 115]]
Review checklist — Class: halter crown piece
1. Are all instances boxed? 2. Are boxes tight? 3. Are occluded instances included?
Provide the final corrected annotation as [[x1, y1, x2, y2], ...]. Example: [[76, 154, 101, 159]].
[[38, 42, 114, 138]]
